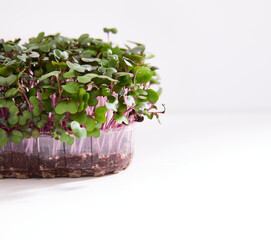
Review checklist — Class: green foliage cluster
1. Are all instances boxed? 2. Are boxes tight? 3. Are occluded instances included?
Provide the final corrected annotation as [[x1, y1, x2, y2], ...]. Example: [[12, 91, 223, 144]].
[[0, 29, 164, 146]]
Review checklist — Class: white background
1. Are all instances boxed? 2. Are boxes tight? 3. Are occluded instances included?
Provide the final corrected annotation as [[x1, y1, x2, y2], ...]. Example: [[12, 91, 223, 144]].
[[1, 1, 271, 240]]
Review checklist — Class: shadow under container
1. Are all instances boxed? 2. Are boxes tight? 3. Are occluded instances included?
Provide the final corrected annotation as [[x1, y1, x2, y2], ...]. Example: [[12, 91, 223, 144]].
[[0, 125, 134, 178]]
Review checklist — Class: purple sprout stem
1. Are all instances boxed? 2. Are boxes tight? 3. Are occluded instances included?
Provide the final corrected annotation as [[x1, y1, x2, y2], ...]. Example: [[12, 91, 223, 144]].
[[90, 136, 93, 154]]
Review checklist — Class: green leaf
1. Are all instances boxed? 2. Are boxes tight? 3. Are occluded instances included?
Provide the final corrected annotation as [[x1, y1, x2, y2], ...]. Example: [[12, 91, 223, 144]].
[[82, 64, 94, 71], [82, 92, 89, 111], [118, 102, 127, 113], [8, 117, 19, 126], [128, 90, 138, 98], [53, 132, 59, 140], [134, 67, 152, 84], [118, 75, 132, 86], [104, 67, 117, 77], [87, 128, 100, 138], [78, 33, 89, 44], [95, 106, 107, 123], [17, 54, 28, 62], [24, 44, 39, 53], [95, 122, 102, 129], [29, 96, 42, 117], [106, 96, 119, 112], [103, 28, 109, 33], [135, 102, 148, 112], [34, 69, 43, 77], [102, 58, 118, 68], [78, 73, 118, 83], [95, 74, 118, 82], [126, 95, 135, 106], [88, 90, 98, 106], [54, 49, 61, 59], [8, 114, 19, 125], [1, 100, 20, 125], [114, 113, 128, 124], [71, 121, 87, 139], [113, 84, 124, 94], [98, 66, 106, 73], [62, 82, 80, 93], [9, 130, 24, 144], [137, 89, 148, 96], [60, 132, 74, 146], [54, 49, 69, 61], [30, 32, 44, 44], [43, 98, 52, 112], [157, 87, 162, 96], [19, 111, 32, 125], [0, 67, 10, 77], [101, 87, 111, 96], [77, 88, 85, 112], [143, 54, 155, 60], [36, 32, 45, 42], [52, 61, 67, 71], [77, 73, 97, 83], [63, 70, 75, 79], [66, 61, 86, 73], [129, 45, 145, 54], [22, 129, 32, 138], [3, 44, 13, 52], [55, 100, 78, 114], [53, 113, 65, 122], [29, 51, 40, 58], [39, 71, 60, 81], [0, 129, 8, 146], [103, 28, 118, 34], [37, 114, 47, 128], [74, 112, 88, 125], [45, 62, 55, 72], [112, 46, 125, 55], [110, 28, 118, 34], [81, 49, 97, 58], [85, 117, 96, 132], [81, 57, 101, 63], [40, 88, 55, 100], [5, 87, 19, 97], [40, 44, 50, 52], [138, 95, 148, 100], [0, 75, 17, 87], [0, 99, 10, 108], [147, 89, 159, 103], [31, 128, 40, 138], [123, 58, 133, 67], [115, 72, 134, 79]]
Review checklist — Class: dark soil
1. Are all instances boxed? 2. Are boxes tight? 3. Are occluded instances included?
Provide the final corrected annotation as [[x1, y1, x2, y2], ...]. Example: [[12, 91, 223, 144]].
[[0, 152, 132, 178]]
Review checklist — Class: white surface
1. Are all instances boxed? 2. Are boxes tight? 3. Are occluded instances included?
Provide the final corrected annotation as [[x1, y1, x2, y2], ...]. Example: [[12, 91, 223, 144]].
[[1, 0, 271, 112], [0, 113, 270, 240]]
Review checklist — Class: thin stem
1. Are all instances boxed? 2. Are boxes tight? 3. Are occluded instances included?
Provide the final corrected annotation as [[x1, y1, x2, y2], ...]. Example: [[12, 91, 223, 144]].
[[56, 76, 62, 99], [18, 88, 32, 110]]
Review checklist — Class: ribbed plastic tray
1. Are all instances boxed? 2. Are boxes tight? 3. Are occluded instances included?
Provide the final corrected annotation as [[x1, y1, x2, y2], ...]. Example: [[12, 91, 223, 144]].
[[0, 125, 134, 178]]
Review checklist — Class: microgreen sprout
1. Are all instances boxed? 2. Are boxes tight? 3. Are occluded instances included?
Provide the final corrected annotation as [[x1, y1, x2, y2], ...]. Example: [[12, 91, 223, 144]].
[[0, 28, 164, 146]]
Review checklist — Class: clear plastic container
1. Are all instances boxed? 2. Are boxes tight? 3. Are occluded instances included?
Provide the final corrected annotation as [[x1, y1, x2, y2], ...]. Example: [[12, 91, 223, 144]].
[[0, 125, 134, 178]]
